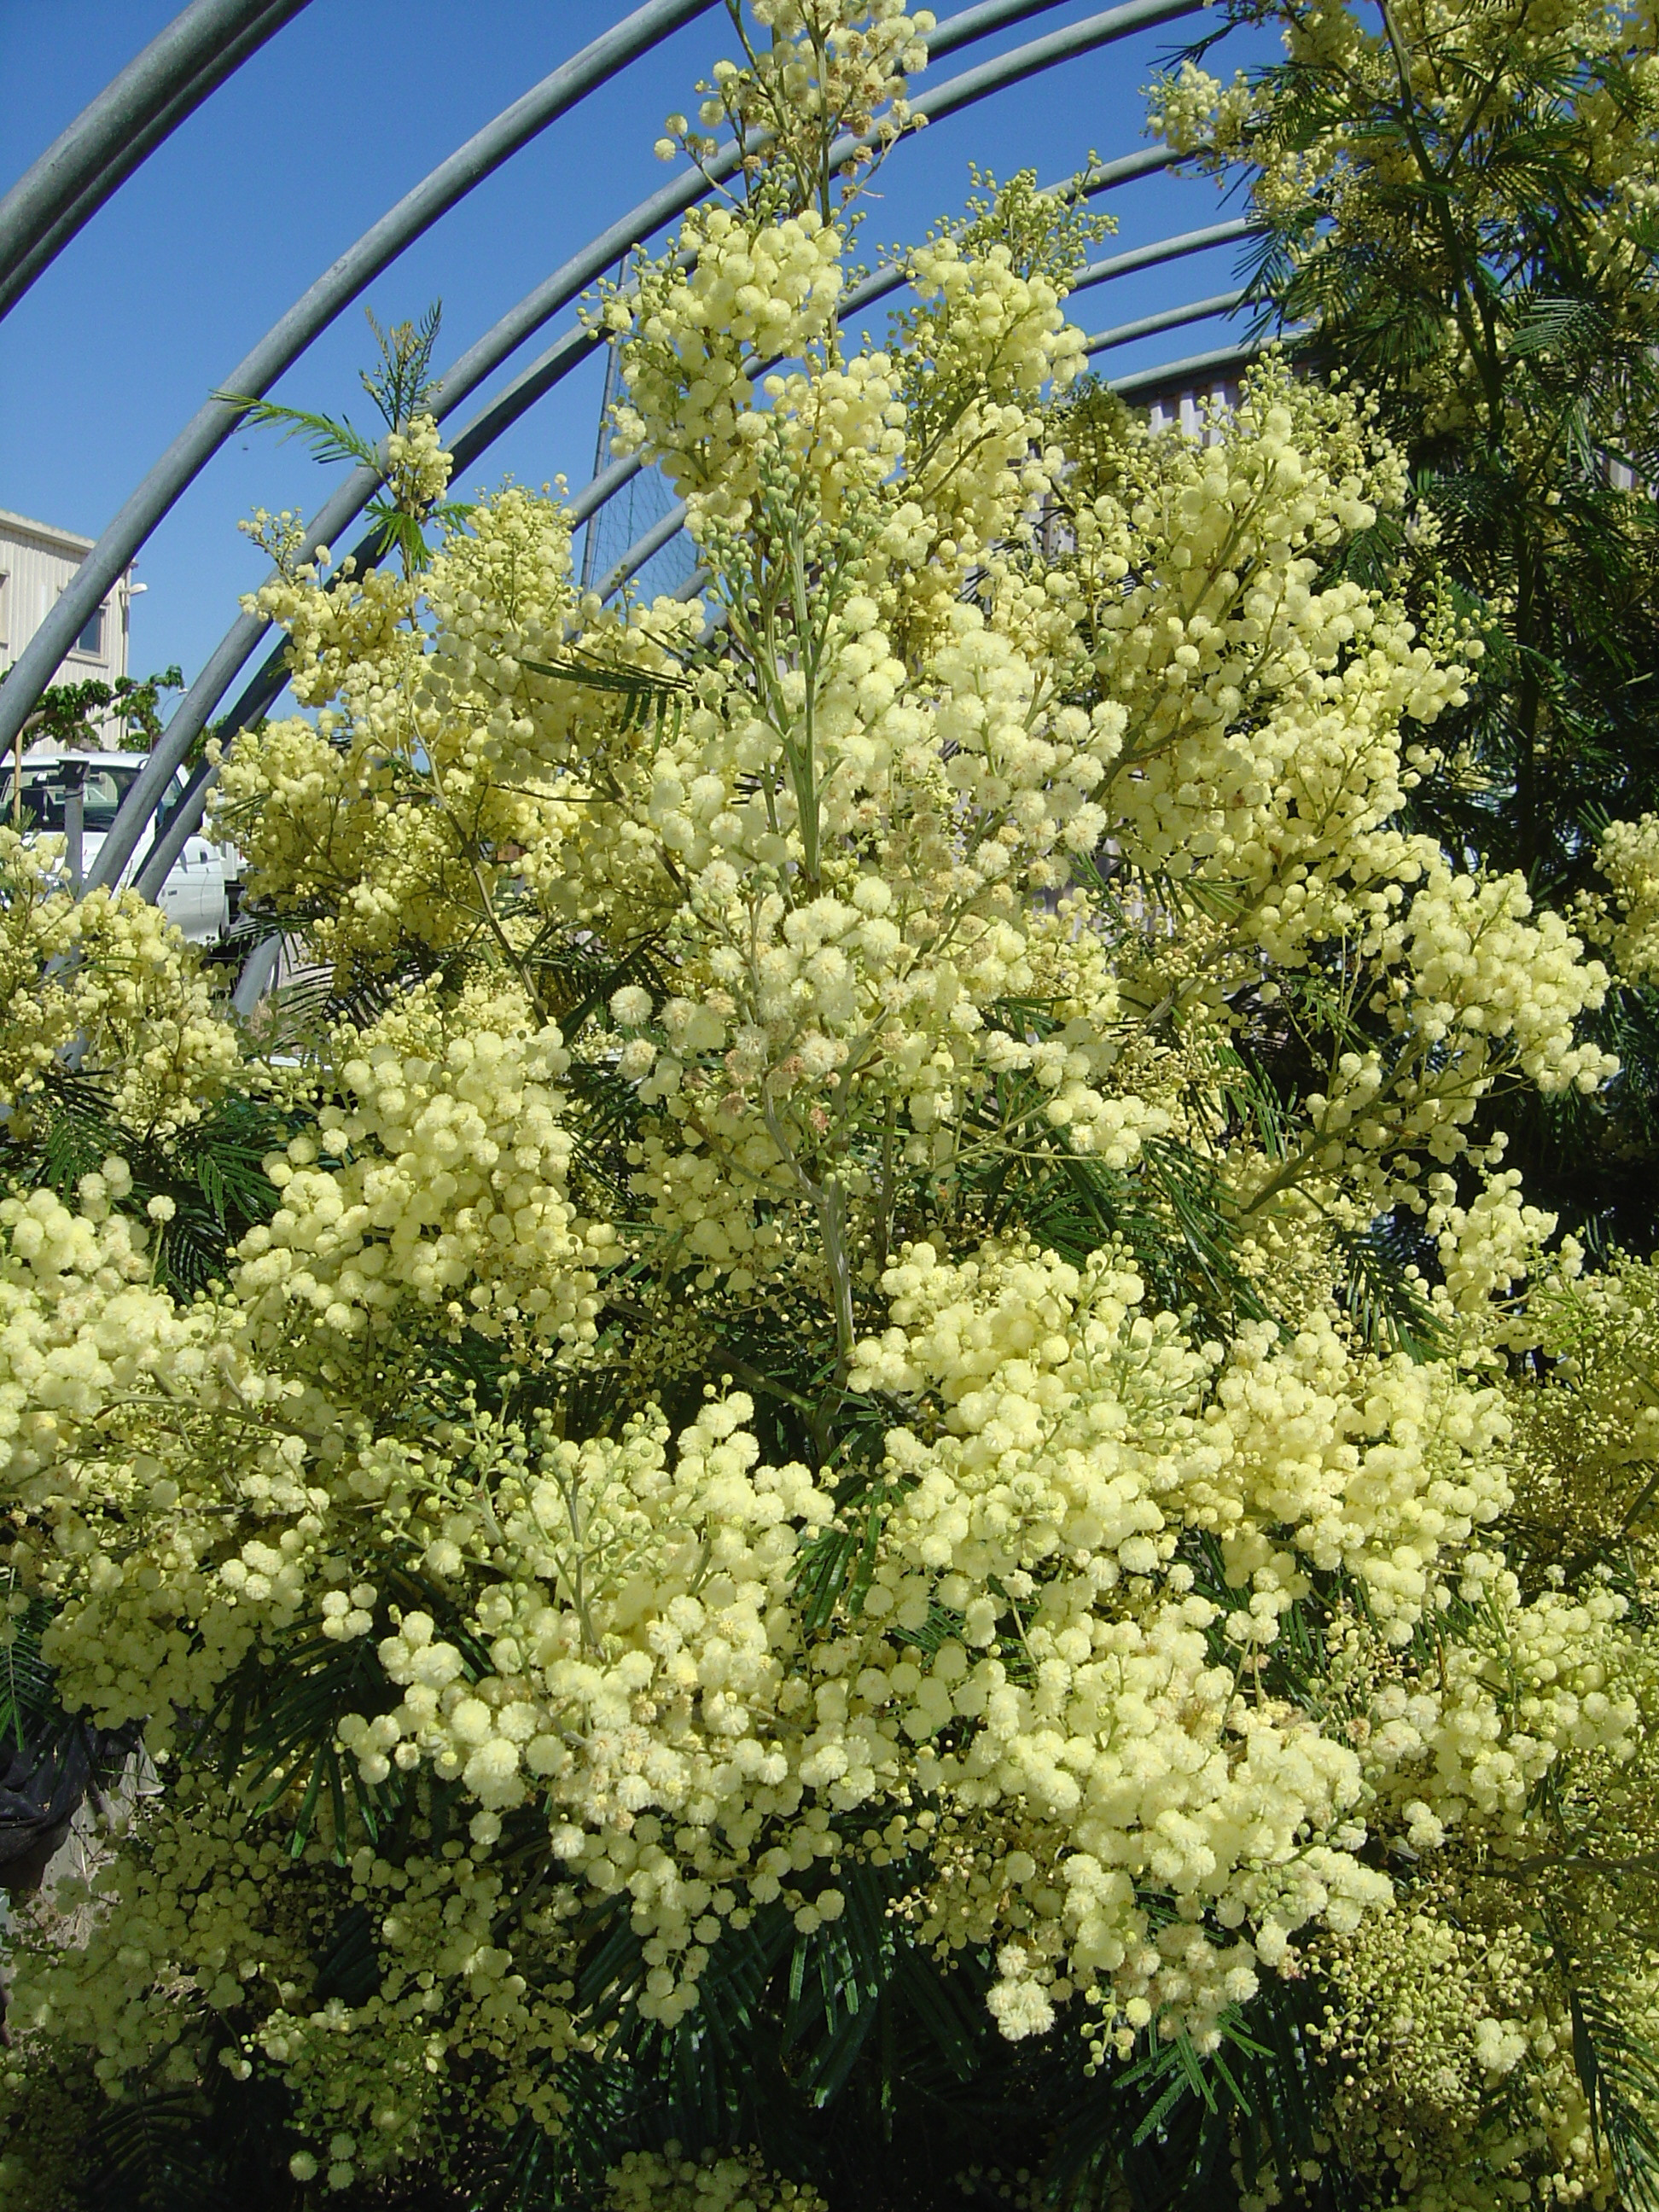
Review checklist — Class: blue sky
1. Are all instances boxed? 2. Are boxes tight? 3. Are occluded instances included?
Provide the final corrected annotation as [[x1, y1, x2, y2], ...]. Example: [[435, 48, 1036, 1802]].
[[0, 1, 1269, 690]]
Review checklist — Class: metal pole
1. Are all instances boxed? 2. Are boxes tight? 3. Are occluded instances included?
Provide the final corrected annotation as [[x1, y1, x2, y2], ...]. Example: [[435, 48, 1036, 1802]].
[[230, 934, 283, 1016], [1081, 287, 1249, 355], [0, 0, 312, 313], [581, 321, 627, 593], [1070, 217, 1262, 299], [0, 1, 315, 325], [1109, 335, 1278, 400], [926, 0, 1074, 49], [902, 0, 1204, 122], [1076, 144, 1183, 198], [61, 760, 87, 896], [0, 0, 724, 769]]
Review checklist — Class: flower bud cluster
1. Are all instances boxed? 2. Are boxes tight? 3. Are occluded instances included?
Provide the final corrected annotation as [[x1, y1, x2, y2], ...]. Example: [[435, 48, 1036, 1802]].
[[653, 0, 933, 215], [1423, 1166, 1576, 1338], [609, 207, 846, 529], [1, 1182, 187, 1490], [218, 481, 597, 977], [236, 981, 608, 1356], [607, 2145, 828, 2212], [1145, 58, 1256, 157], [0, 830, 236, 1136], [381, 410, 452, 515], [1592, 808, 1659, 984], [1400, 857, 1612, 1094]]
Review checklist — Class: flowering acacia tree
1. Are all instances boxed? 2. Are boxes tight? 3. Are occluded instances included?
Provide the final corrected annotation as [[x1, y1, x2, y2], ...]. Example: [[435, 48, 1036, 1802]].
[[4, 4, 1659, 2207], [1150, 0, 1659, 1252]]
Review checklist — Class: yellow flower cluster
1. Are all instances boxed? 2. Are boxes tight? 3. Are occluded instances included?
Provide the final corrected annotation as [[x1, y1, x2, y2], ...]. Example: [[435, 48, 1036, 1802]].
[[655, 0, 933, 218], [0, 828, 236, 1135], [1145, 56, 1254, 158], [381, 410, 452, 516], [608, 206, 850, 530], [237, 979, 610, 1359], [608, 2145, 828, 2212], [1591, 809, 1659, 984]]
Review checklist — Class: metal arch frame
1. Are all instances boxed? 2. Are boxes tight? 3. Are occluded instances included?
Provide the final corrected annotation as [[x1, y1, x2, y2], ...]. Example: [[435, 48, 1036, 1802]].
[[0, 0, 729, 765], [1072, 215, 1260, 295], [0, 0, 317, 319], [591, 279, 1267, 607], [119, 1, 1115, 902], [1112, 334, 1272, 397], [94, 0, 1206, 899], [210, 330, 1284, 1018], [517, 22, 1202, 540], [1081, 283, 1250, 354], [139, 143, 1237, 857], [324, 151, 1220, 608], [137, 212, 1256, 906], [143, 167, 1247, 898], [102, 0, 1211, 900], [0, 0, 1081, 325]]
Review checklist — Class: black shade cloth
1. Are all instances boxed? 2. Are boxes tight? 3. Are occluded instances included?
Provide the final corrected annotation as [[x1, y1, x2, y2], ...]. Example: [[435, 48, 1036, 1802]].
[[0, 1721, 137, 1894]]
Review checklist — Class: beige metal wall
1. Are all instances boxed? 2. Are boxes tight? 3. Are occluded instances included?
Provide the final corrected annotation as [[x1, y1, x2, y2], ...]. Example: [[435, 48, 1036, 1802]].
[[0, 507, 133, 696], [1145, 375, 1244, 441]]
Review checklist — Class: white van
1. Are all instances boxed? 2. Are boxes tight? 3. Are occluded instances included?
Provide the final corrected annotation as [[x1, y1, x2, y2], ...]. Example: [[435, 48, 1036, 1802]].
[[1, 746, 232, 944]]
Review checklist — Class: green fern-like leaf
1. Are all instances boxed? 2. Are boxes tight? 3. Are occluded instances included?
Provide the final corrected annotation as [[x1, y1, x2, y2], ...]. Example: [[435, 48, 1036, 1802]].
[[520, 649, 696, 742], [1572, 1985, 1659, 2212], [1335, 1211, 1446, 1359]]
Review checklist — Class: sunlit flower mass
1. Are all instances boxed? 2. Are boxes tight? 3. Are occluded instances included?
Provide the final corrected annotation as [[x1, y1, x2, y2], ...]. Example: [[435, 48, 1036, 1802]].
[[8, 3, 1659, 2206]]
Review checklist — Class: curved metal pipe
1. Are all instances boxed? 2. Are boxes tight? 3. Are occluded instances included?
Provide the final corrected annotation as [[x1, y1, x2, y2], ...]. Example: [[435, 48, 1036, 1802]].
[[1, 0, 316, 323], [1109, 334, 1273, 399], [597, 503, 691, 602], [1082, 285, 1248, 355], [117, 0, 1215, 899], [908, 0, 1202, 123], [0, 0, 724, 766], [926, 0, 1074, 49], [230, 934, 284, 1015], [0, 0, 313, 315], [1075, 143, 1180, 197], [1071, 216, 1260, 298]]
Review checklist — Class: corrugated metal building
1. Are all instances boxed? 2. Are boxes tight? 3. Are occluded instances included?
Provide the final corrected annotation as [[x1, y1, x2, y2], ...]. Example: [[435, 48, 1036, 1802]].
[[1144, 369, 1246, 441], [0, 507, 136, 690]]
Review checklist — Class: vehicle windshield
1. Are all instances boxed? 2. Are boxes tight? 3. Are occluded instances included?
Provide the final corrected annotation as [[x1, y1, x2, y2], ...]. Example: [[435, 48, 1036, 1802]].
[[0, 761, 187, 835]]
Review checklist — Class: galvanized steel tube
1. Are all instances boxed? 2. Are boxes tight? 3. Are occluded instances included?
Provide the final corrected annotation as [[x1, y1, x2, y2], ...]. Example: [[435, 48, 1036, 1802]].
[[0, 0, 313, 314]]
